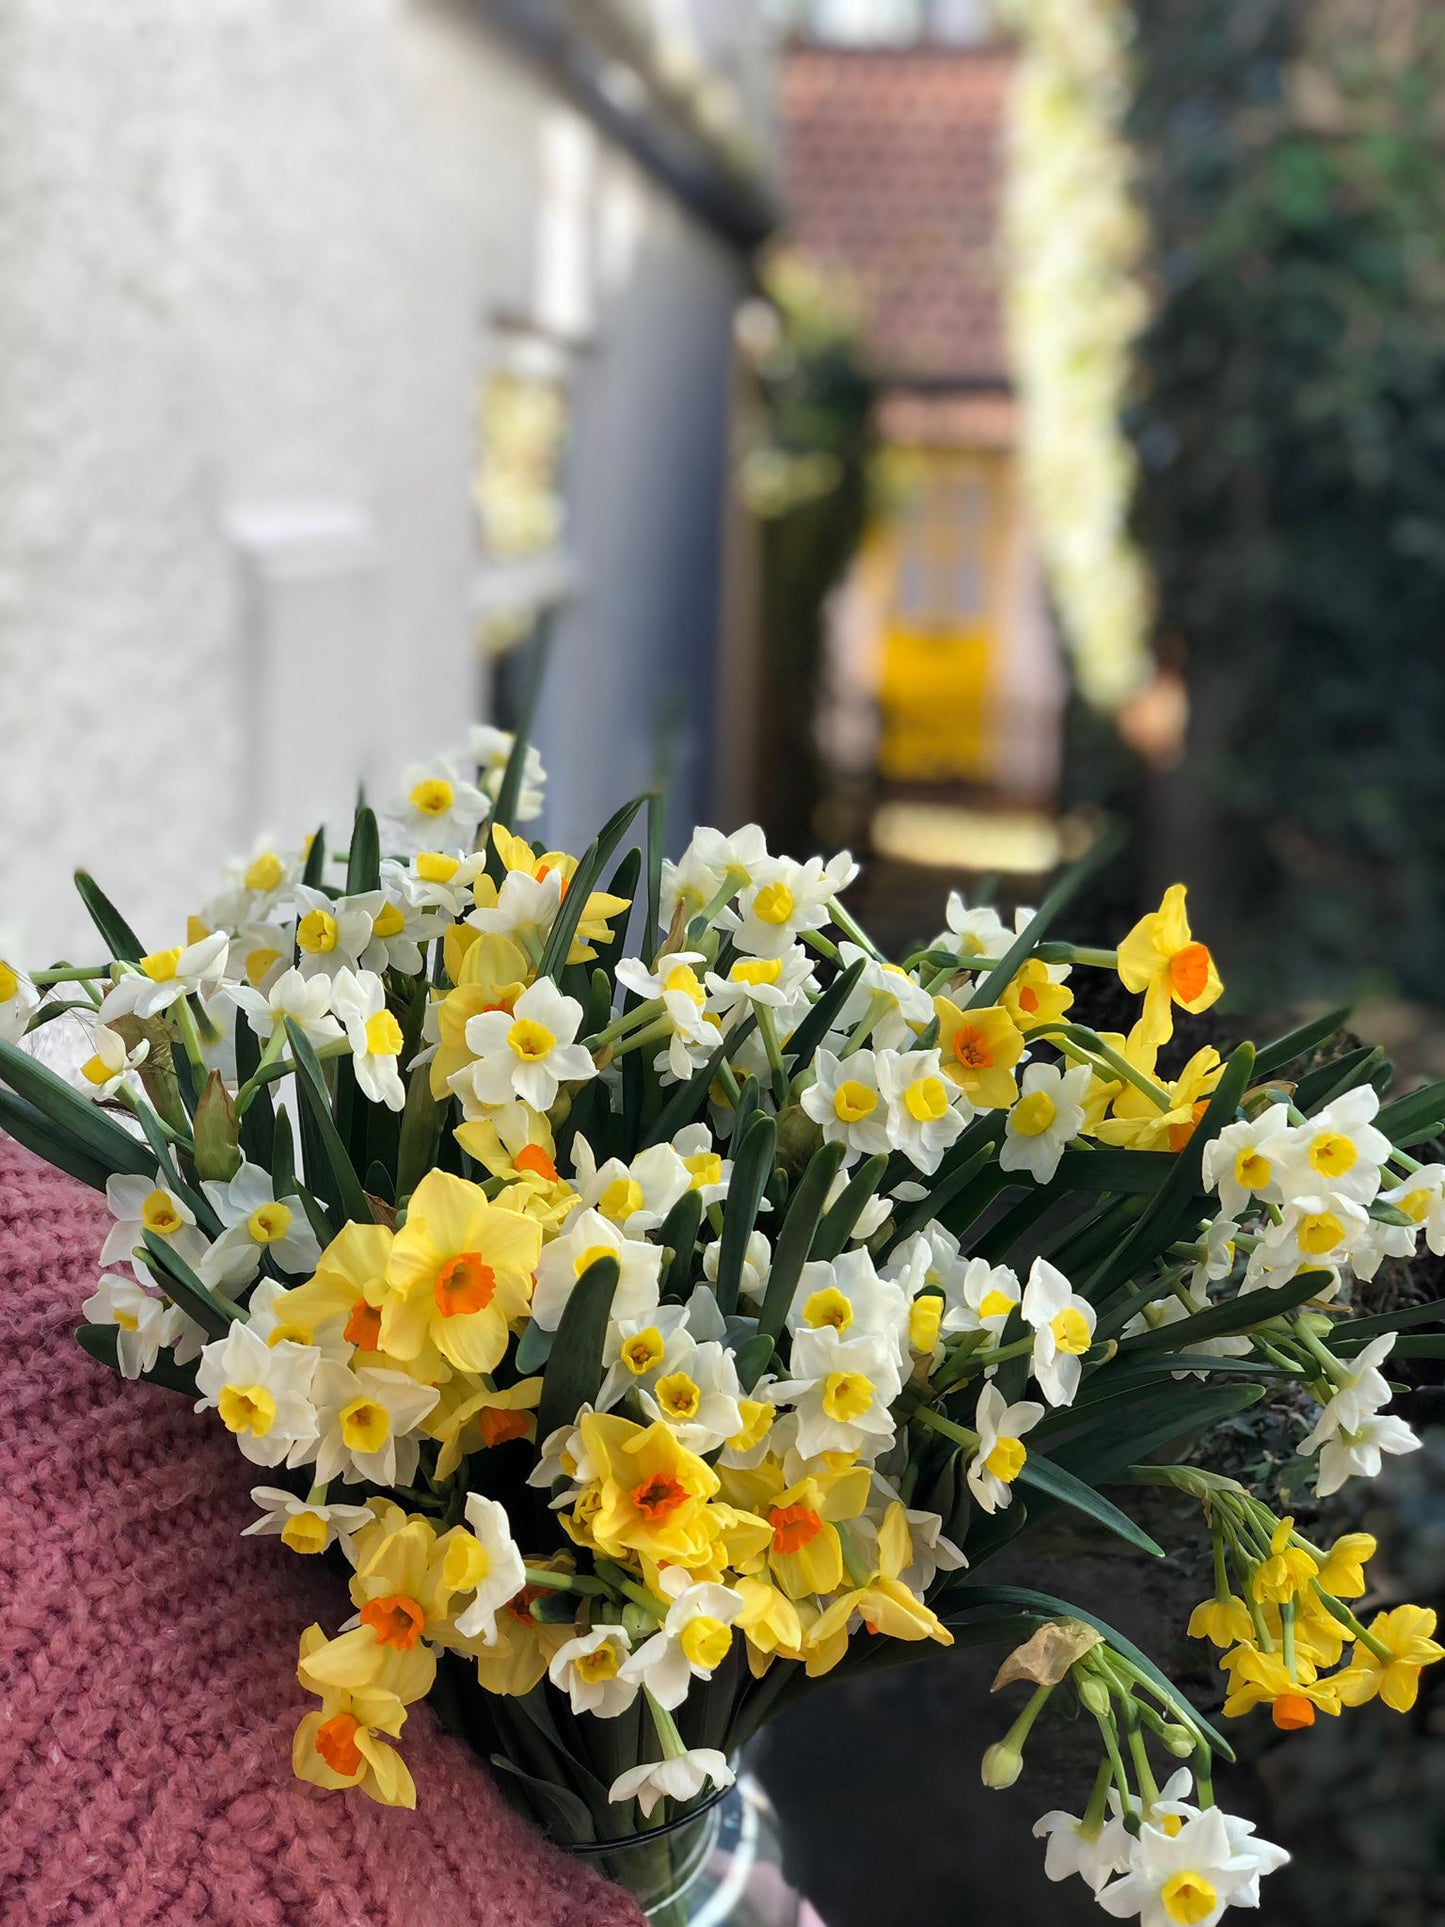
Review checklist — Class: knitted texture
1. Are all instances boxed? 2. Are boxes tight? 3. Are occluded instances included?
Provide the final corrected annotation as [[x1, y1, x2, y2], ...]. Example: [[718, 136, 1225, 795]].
[[0, 1138, 645, 1927]]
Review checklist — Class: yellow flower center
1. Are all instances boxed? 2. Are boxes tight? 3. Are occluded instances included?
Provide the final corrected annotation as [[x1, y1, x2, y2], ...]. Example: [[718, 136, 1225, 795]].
[[575, 1640, 623, 1685], [297, 909, 338, 955], [266, 1320, 313, 1348], [1397, 1187, 1433, 1224], [821, 1370, 873, 1423], [372, 900, 406, 939], [339, 1397, 391, 1455], [410, 777, 455, 818], [1298, 1210, 1345, 1256], [984, 1435, 1027, 1483], [441, 1532, 490, 1592], [140, 1189, 183, 1236], [433, 1252, 496, 1317], [951, 1025, 994, 1070], [1309, 1130, 1358, 1179], [364, 1009, 404, 1058], [280, 1509, 329, 1555], [978, 1288, 1015, 1322], [0, 961, 19, 1002], [80, 1053, 113, 1087], [753, 881, 795, 926], [909, 1294, 943, 1352], [1050, 1307, 1092, 1356], [244, 852, 284, 894], [729, 1399, 773, 1453], [731, 957, 782, 986], [140, 947, 183, 984], [655, 1372, 702, 1421], [1161, 1872, 1218, 1925], [833, 1079, 877, 1124], [245, 947, 283, 989], [1011, 1090, 1057, 1137], [803, 1286, 854, 1332], [903, 1075, 950, 1123], [416, 851, 461, 884], [663, 963, 705, 1005], [621, 1327, 665, 1374], [507, 1016, 556, 1061], [680, 1615, 731, 1671], [575, 1242, 618, 1279], [218, 1383, 277, 1438], [599, 1176, 645, 1224], [1235, 1148, 1272, 1191], [1167, 943, 1213, 1005], [684, 1151, 723, 1191], [247, 1201, 293, 1245]]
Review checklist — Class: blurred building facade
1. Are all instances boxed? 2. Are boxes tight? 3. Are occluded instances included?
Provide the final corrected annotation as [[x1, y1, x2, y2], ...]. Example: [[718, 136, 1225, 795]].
[[779, 8, 1066, 856], [0, 0, 774, 958]]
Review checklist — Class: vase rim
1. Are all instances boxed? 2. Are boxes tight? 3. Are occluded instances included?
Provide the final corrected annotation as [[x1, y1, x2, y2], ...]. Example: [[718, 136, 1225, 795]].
[[566, 1775, 733, 1856]]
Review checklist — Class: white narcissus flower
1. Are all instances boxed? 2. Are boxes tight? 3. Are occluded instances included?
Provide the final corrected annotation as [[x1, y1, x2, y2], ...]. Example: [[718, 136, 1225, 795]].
[[242, 1487, 375, 1557], [193, 1322, 320, 1467], [966, 1381, 1044, 1515], [1096, 1803, 1288, 1926], [834, 943, 935, 1051], [609, 1747, 734, 1820], [246, 1278, 351, 1360], [1298, 1334, 1422, 1495], [894, 1504, 967, 1593], [227, 965, 344, 1050], [1020, 1257, 1096, 1409], [948, 1254, 1023, 1339], [1275, 1085, 1392, 1207], [932, 890, 1010, 965], [224, 922, 295, 1000], [567, 1136, 690, 1236], [703, 943, 817, 1031], [766, 1323, 903, 1462], [1000, 1061, 1092, 1185], [81, 1273, 182, 1379], [328, 967, 406, 1110], [1186, 1213, 1239, 1294], [671, 1121, 732, 1207], [198, 1162, 322, 1288], [877, 1046, 972, 1175], [454, 976, 595, 1113], [100, 1174, 212, 1283], [74, 1023, 149, 1100], [453, 1493, 529, 1644], [290, 887, 385, 981], [1380, 1161, 1445, 1254], [638, 1335, 744, 1455], [786, 1248, 909, 1360], [618, 1579, 744, 1709], [384, 849, 488, 918], [731, 852, 858, 959], [659, 823, 769, 934], [1259, 1192, 1370, 1273], [549, 1626, 639, 1718], [99, 932, 230, 1022], [1032, 1807, 1129, 1894], [296, 1360, 438, 1487], [469, 724, 547, 822], [358, 891, 438, 976], [531, 1207, 662, 1332], [0, 955, 39, 1043], [800, 1047, 893, 1163], [1201, 1105, 1291, 1220], [614, 952, 719, 1082], [702, 1227, 771, 1304], [392, 757, 490, 852]]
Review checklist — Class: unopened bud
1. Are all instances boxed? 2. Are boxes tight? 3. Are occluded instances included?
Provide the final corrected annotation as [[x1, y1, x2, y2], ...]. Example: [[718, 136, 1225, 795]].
[[622, 1603, 655, 1642], [980, 1741, 1023, 1790], [1160, 1724, 1196, 1758], [193, 1070, 242, 1182], [1076, 1674, 1112, 1718]]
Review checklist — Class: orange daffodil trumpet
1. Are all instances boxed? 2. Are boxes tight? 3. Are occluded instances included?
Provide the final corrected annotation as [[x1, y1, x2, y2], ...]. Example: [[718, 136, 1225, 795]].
[[3, 725, 1434, 1925]]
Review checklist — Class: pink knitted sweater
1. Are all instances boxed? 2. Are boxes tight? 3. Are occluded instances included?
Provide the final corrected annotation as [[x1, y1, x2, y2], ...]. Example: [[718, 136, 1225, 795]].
[[0, 1139, 644, 1927]]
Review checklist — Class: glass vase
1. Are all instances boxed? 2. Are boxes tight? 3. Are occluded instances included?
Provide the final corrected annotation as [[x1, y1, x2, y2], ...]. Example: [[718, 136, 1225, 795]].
[[572, 1773, 811, 1926]]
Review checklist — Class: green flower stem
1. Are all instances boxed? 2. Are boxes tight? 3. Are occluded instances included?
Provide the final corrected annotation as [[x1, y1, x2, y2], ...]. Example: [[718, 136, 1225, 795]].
[[306, 1481, 330, 1505], [755, 1003, 789, 1089], [1034, 943, 1119, 970], [1291, 1315, 1348, 1388], [1026, 1022, 1173, 1110], [594, 1561, 667, 1618], [1092, 1706, 1136, 1823], [686, 871, 748, 947], [1193, 1743, 1215, 1811], [1388, 1148, 1423, 1176], [840, 991, 891, 1059], [800, 928, 841, 964], [171, 994, 208, 1071], [827, 898, 883, 961], [1080, 1756, 1114, 1838], [116, 1086, 192, 1149], [30, 964, 111, 985], [521, 1566, 613, 1599], [599, 1016, 672, 1062], [1121, 1701, 1159, 1806], [588, 998, 664, 1051], [234, 1028, 289, 1114], [1308, 1583, 1392, 1662], [909, 1404, 979, 1452]]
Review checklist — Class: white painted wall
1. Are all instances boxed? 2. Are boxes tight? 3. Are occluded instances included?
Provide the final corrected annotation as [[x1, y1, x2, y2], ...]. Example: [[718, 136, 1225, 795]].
[[0, 0, 756, 961]]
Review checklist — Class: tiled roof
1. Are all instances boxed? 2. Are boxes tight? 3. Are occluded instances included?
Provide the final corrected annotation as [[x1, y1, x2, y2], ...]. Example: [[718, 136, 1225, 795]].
[[780, 45, 1014, 388]]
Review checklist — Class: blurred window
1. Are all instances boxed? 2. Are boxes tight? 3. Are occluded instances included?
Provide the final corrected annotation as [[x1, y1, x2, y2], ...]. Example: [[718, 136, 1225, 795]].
[[894, 466, 991, 630]]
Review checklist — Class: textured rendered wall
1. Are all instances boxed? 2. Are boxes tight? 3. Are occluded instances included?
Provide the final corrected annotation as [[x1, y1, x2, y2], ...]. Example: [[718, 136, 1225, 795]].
[[0, 0, 747, 959]]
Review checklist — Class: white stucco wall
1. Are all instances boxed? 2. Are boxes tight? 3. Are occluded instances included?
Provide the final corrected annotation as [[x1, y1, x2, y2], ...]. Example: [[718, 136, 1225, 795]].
[[0, 0, 753, 962]]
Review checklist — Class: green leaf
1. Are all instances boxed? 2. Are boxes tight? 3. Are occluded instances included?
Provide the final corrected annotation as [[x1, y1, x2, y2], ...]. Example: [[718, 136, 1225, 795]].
[[811, 1153, 888, 1261], [1336, 1332, 1445, 1360], [345, 805, 381, 894], [75, 1323, 199, 1396], [640, 1016, 756, 1146], [712, 1112, 777, 1317], [1014, 1451, 1165, 1558], [0, 1087, 117, 1192], [397, 1065, 446, 1200], [536, 793, 648, 981], [1086, 1043, 1256, 1314], [537, 1255, 619, 1440], [1253, 1007, 1350, 1079], [1048, 1147, 1175, 1194], [781, 958, 866, 1071], [656, 1187, 705, 1299], [72, 870, 145, 962], [0, 1035, 156, 1179], [271, 1107, 296, 1204], [757, 1141, 847, 1348], [887, 1125, 1002, 1250], [733, 1330, 778, 1394], [488, 1754, 596, 1846], [233, 1017, 274, 1165], [1377, 1079, 1445, 1149], [1293, 1045, 1388, 1116], [140, 1230, 238, 1340], [515, 1319, 554, 1374], [1112, 1270, 1332, 1352], [943, 1584, 1234, 1760], [1332, 1296, 1445, 1340], [645, 785, 666, 955], [284, 1019, 372, 1227], [487, 615, 554, 840], [964, 825, 1124, 1011], [1053, 1383, 1266, 1491], [589, 848, 641, 978], [302, 825, 327, 890]]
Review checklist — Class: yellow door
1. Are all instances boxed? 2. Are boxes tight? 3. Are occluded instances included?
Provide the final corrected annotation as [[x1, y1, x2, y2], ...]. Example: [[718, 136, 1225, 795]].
[[876, 447, 1009, 787]]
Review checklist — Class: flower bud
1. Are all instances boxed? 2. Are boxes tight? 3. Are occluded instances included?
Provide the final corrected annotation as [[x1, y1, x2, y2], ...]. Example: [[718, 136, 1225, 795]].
[[193, 1070, 242, 1182], [1160, 1724, 1196, 1758], [622, 1603, 655, 1643], [1076, 1673, 1112, 1718], [980, 1742, 1023, 1790]]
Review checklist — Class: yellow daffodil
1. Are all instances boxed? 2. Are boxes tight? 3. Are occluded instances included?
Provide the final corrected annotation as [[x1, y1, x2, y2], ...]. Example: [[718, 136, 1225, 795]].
[[426, 934, 531, 1101], [1187, 1593, 1254, 1649], [425, 1374, 543, 1478], [733, 1575, 806, 1676], [381, 1169, 541, 1375], [1334, 1605, 1445, 1713], [292, 1622, 434, 1808], [932, 998, 1024, 1110], [999, 957, 1073, 1031], [472, 1590, 572, 1695], [1116, 883, 1222, 1048], [475, 825, 630, 964], [1250, 1519, 1320, 1606], [722, 1457, 873, 1601], [804, 1504, 953, 1678], [1219, 1645, 1341, 1728], [1317, 1532, 1376, 1600], [1093, 1044, 1222, 1153], [580, 1413, 721, 1569]]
